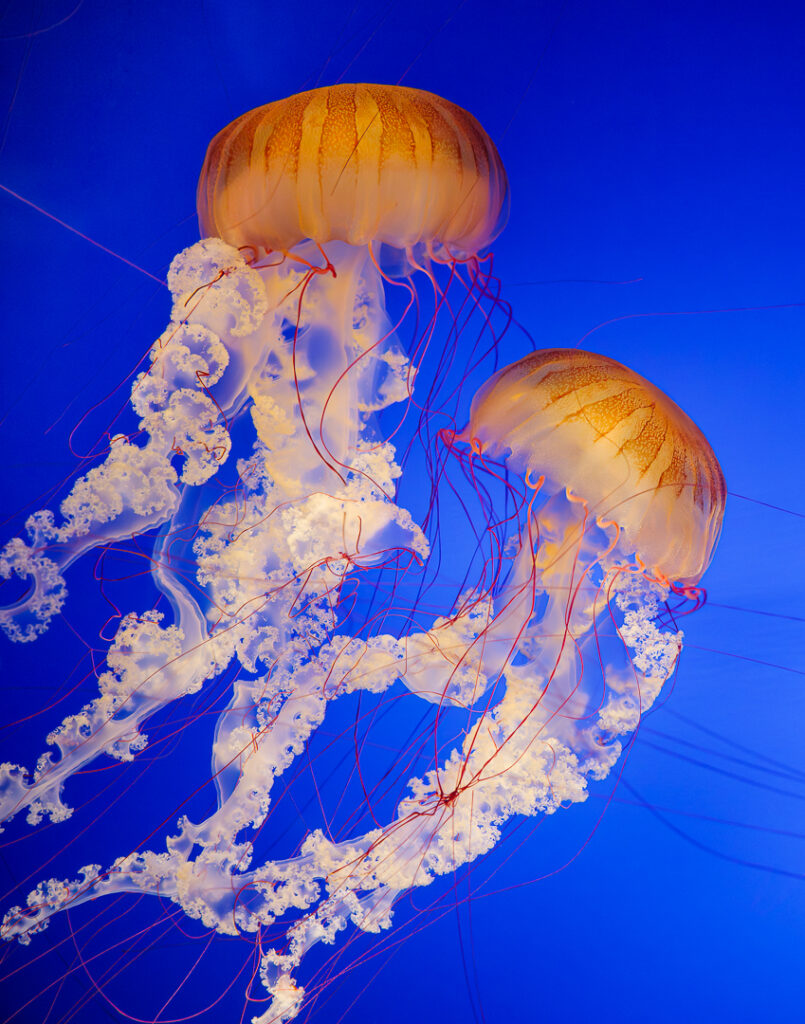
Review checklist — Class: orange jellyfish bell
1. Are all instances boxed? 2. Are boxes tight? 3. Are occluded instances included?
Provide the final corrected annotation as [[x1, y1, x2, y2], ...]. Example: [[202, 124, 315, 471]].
[[465, 348, 727, 585], [196, 83, 509, 257]]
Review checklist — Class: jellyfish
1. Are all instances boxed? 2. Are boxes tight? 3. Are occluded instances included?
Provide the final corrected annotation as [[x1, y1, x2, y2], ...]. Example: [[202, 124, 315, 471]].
[[0, 85, 725, 1024], [0, 81, 508, 821]]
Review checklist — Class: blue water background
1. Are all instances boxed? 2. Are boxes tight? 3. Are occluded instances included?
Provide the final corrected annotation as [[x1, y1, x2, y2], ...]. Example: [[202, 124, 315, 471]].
[[0, 2, 803, 1022]]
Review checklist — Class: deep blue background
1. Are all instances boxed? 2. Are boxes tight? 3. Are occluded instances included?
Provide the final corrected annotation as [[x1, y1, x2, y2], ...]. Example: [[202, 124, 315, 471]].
[[1, 1, 803, 1022]]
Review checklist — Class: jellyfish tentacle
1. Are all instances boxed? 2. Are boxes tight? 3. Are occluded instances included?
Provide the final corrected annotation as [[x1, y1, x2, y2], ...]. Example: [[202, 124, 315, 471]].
[[0, 241, 268, 644]]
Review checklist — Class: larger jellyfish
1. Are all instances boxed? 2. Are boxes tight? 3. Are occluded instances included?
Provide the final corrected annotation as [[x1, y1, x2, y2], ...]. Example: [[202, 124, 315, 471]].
[[0, 85, 724, 1024]]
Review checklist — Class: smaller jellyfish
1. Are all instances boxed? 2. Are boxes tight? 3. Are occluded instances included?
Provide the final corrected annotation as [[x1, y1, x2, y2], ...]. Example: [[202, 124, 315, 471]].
[[462, 347, 725, 585]]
